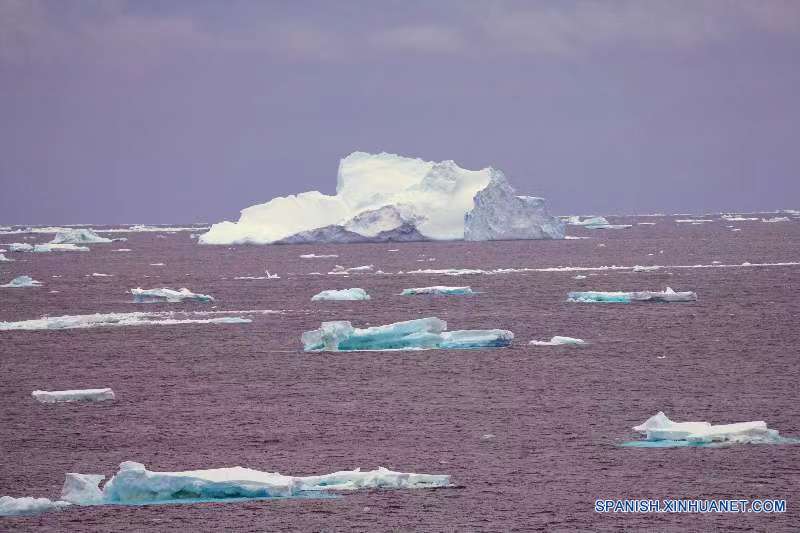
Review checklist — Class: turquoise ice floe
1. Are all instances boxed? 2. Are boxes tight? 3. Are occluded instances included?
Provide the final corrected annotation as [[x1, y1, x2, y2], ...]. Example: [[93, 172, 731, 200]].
[[568, 287, 697, 303]]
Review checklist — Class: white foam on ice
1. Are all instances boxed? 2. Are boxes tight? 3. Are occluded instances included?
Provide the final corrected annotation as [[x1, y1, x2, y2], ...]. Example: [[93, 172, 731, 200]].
[[1, 275, 42, 288], [302, 317, 513, 352], [311, 288, 371, 301], [0, 496, 71, 517], [401, 286, 474, 296], [629, 411, 788, 445], [0, 312, 253, 331], [529, 336, 587, 346], [131, 287, 215, 303], [32, 388, 115, 403]]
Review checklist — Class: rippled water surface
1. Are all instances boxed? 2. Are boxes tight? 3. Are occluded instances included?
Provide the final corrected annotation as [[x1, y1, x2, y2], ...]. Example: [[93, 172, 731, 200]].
[[1, 216, 799, 531]]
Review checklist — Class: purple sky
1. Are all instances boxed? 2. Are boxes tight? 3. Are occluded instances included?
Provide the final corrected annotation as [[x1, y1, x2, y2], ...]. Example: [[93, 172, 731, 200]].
[[1, 0, 799, 224]]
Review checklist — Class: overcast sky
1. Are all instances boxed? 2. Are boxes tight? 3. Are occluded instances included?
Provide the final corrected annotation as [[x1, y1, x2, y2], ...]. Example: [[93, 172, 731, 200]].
[[1, 0, 799, 224]]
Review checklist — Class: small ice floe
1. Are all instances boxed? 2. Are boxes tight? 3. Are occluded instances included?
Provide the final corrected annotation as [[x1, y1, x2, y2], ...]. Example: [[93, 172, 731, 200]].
[[637, 222, 657, 225], [32, 388, 115, 404], [632, 265, 661, 272], [573, 275, 587, 280], [300, 253, 339, 259], [387, 249, 399, 252], [529, 336, 587, 346], [481, 434, 496, 440], [131, 287, 215, 303], [149, 263, 165, 266], [563, 235, 590, 240], [265, 270, 280, 279], [731, 228, 741, 232], [312, 288, 371, 301], [762, 216, 790, 223], [50, 228, 113, 244], [675, 219, 713, 223], [0, 253, 12, 262], [401, 286, 474, 296], [0, 312, 251, 331], [1, 275, 42, 288], [568, 287, 697, 303], [624, 411, 796, 447], [89, 273, 112, 277], [329, 264, 374, 275], [0, 496, 70, 517], [567, 216, 631, 229], [58, 461, 450, 508], [302, 317, 513, 352], [9, 243, 89, 253], [722, 215, 758, 221], [114, 248, 132, 252]]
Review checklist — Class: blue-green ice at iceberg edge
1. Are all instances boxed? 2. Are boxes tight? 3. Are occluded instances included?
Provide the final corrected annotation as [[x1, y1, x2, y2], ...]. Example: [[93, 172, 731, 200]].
[[301, 317, 513, 351]]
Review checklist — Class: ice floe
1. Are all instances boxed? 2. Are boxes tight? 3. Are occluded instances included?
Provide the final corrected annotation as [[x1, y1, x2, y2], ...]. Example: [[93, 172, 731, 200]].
[[1, 275, 42, 288], [131, 287, 215, 303], [32, 388, 115, 403], [311, 288, 371, 301], [566, 216, 631, 229], [114, 248, 132, 252], [0, 253, 12, 262], [529, 336, 587, 346], [631, 265, 661, 272], [50, 228, 113, 244], [300, 253, 339, 259], [675, 218, 713, 223], [302, 317, 513, 351], [625, 411, 795, 447], [568, 287, 697, 303], [0, 496, 70, 517], [199, 151, 562, 244], [762, 216, 790, 223], [0, 312, 252, 331], [329, 264, 374, 275], [401, 286, 474, 296], [9, 243, 89, 253]]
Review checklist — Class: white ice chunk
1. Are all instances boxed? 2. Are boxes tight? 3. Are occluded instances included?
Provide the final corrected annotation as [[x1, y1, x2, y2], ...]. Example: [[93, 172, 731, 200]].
[[1, 275, 42, 288], [32, 388, 115, 403], [329, 264, 374, 275], [529, 336, 587, 346], [0, 496, 70, 517], [61, 461, 450, 506], [568, 287, 697, 303], [0, 312, 251, 331], [762, 216, 790, 223], [131, 287, 215, 303], [9, 243, 89, 253], [300, 253, 339, 259], [401, 286, 474, 296], [0, 253, 12, 262], [632, 412, 782, 444], [632, 265, 661, 272], [50, 228, 113, 244], [311, 288, 371, 301], [302, 317, 512, 351]]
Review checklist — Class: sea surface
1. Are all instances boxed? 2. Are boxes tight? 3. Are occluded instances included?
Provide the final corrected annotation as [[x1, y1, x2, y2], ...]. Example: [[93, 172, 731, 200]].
[[1, 215, 799, 531]]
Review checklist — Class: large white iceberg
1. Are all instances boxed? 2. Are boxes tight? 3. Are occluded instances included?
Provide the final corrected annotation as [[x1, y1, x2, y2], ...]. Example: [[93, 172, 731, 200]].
[[0, 496, 70, 517], [61, 461, 450, 506], [311, 288, 371, 301], [568, 287, 697, 303], [302, 317, 513, 351], [32, 388, 115, 403], [131, 287, 215, 303], [401, 286, 474, 296], [629, 412, 787, 446], [0, 312, 251, 331], [1, 275, 42, 288], [199, 151, 563, 244], [50, 228, 113, 244]]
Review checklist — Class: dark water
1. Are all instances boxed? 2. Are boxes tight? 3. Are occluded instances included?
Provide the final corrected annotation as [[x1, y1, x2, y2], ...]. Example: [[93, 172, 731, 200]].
[[1, 216, 799, 531]]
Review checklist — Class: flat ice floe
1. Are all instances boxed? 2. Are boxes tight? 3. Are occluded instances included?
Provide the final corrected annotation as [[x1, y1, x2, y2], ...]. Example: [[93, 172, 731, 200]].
[[566, 216, 631, 229], [0, 311, 252, 331], [9, 243, 89, 253], [302, 317, 513, 351], [1, 275, 42, 288], [329, 264, 374, 275], [401, 286, 474, 296], [131, 287, 215, 303], [624, 411, 795, 447], [311, 288, 371, 301], [300, 253, 339, 258], [0, 253, 12, 262], [762, 216, 790, 223], [529, 336, 587, 346], [568, 287, 697, 303], [0, 496, 70, 517], [56, 461, 450, 508], [32, 388, 115, 403], [50, 228, 114, 244]]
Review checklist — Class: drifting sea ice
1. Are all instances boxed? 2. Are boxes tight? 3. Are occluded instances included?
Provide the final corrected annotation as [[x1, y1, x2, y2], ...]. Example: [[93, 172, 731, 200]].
[[9, 243, 89, 253], [32, 388, 115, 403], [0, 253, 12, 262], [632, 265, 661, 272], [0, 312, 251, 331], [59, 461, 451, 507], [0, 496, 70, 517], [50, 228, 113, 244], [401, 286, 474, 296], [762, 216, 790, 223], [300, 253, 339, 258], [624, 412, 794, 447], [330, 264, 374, 275], [1, 275, 42, 288], [529, 336, 587, 346], [131, 287, 215, 303], [568, 287, 697, 303], [302, 317, 513, 352], [311, 288, 371, 301]]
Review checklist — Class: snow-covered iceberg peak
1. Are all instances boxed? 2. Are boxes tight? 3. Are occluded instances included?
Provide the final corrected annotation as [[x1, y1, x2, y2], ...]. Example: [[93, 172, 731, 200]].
[[61, 461, 451, 506], [629, 411, 788, 446], [199, 151, 561, 244], [50, 228, 113, 244], [302, 317, 513, 351]]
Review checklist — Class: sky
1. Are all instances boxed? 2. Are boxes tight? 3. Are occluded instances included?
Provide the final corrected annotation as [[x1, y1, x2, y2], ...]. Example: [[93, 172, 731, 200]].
[[1, 0, 799, 224]]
